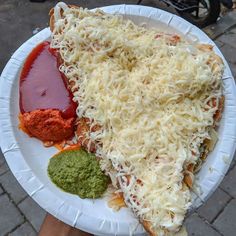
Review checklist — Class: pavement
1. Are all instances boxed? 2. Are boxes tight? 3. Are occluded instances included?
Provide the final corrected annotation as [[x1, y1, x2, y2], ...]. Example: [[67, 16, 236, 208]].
[[0, 1, 236, 236]]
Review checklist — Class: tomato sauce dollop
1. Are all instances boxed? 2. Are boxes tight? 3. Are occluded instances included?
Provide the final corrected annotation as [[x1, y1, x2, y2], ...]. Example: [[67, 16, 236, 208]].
[[19, 41, 77, 119]]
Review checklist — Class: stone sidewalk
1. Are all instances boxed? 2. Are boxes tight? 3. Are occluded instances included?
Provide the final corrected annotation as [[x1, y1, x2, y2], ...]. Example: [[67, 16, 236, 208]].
[[0, 1, 236, 236]]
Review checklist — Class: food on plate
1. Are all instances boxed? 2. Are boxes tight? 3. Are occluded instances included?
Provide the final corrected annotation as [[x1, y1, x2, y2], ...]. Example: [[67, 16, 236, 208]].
[[48, 148, 109, 198], [108, 192, 127, 211], [19, 41, 77, 144], [17, 2, 224, 235], [19, 109, 74, 143], [48, 3, 224, 235], [76, 117, 101, 153]]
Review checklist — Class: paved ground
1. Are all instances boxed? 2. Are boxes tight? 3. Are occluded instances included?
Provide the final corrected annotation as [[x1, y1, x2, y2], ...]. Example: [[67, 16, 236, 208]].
[[0, 1, 236, 235]]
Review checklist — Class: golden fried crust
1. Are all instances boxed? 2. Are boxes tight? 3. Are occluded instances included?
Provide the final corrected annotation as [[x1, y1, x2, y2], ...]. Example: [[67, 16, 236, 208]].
[[142, 221, 157, 236], [197, 44, 223, 73], [183, 94, 224, 189], [183, 163, 194, 188], [76, 117, 101, 153], [49, 5, 79, 32], [48, 6, 224, 236], [197, 44, 213, 52], [183, 173, 193, 188], [197, 44, 222, 62], [108, 192, 126, 210], [214, 96, 225, 123], [49, 8, 55, 32]]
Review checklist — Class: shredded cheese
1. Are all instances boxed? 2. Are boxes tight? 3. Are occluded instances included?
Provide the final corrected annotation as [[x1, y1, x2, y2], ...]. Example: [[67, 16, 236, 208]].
[[51, 4, 224, 235]]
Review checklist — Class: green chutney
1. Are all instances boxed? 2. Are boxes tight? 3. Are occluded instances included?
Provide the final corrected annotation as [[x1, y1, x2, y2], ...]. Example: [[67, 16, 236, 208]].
[[47, 149, 109, 199]]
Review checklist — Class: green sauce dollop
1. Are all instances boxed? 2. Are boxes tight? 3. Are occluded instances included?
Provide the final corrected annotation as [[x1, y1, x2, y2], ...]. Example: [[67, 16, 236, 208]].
[[48, 149, 109, 199]]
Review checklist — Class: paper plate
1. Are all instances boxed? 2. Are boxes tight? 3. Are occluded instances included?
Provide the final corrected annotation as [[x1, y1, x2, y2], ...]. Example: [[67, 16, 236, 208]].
[[0, 4, 236, 236]]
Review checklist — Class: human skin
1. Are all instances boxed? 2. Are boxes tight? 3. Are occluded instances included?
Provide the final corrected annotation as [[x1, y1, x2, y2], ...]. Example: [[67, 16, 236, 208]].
[[39, 214, 93, 236]]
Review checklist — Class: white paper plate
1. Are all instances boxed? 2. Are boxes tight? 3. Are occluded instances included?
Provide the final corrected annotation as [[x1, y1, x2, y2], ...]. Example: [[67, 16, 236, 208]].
[[0, 5, 236, 236]]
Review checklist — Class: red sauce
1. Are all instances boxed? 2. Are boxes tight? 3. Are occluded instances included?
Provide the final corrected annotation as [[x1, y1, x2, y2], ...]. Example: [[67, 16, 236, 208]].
[[19, 41, 77, 119]]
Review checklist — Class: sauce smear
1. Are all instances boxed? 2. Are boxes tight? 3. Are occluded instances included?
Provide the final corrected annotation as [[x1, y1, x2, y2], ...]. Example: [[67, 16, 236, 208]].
[[19, 41, 77, 118]]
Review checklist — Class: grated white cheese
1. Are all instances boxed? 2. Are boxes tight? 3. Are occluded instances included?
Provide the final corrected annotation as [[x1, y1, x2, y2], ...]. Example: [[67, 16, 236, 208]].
[[51, 3, 224, 235]]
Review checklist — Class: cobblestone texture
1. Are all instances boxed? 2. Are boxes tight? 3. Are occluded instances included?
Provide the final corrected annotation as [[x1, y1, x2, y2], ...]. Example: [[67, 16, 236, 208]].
[[0, 162, 9, 176], [217, 28, 236, 48], [204, 10, 236, 39], [18, 197, 46, 232], [0, 1, 236, 235], [185, 213, 221, 236], [213, 199, 236, 236], [220, 165, 236, 198], [9, 222, 37, 236], [0, 171, 27, 204], [0, 194, 24, 235], [220, 43, 236, 64], [229, 150, 236, 171], [197, 188, 231, 223], [0, 149, 5, 166], [214, 39, 225, 48], [0, 185, 3, 195]]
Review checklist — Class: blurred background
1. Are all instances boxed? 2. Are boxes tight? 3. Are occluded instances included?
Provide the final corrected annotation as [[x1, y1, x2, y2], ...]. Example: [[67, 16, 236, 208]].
[[0, 1, 236, 236]]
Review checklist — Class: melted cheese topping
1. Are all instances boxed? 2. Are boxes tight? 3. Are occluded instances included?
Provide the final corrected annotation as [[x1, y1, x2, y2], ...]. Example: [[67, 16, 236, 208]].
[[51, 3, 223, 235]]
